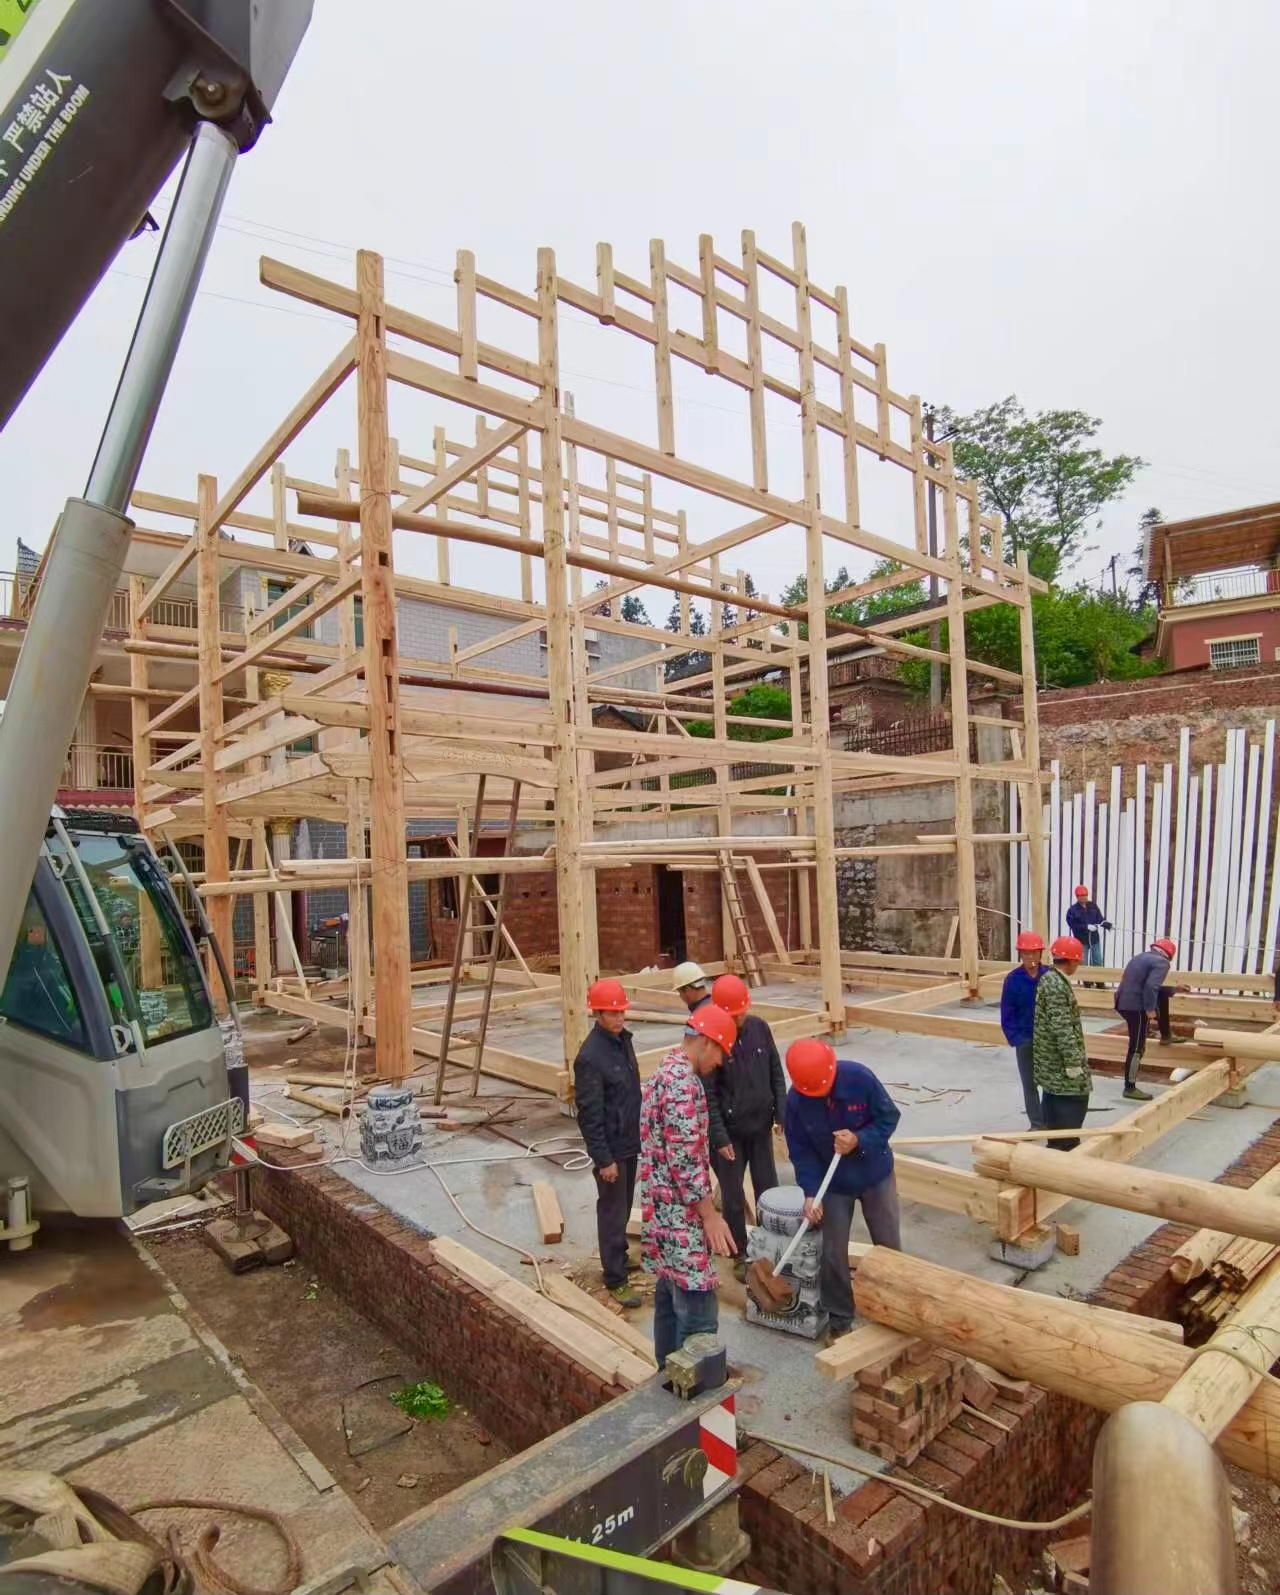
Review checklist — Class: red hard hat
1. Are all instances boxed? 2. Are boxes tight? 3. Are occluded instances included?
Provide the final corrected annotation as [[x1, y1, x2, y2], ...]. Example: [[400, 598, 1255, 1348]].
[[786, 1037, 838, 1097], [686, 1002, 737, 1055], [1051, 936, 1083, 961], [1015, 931, 1045, 952], [1152, 938, 1176, 959], [1074, 885, 1089, 897], [587, 978, 629, 1013], [711, 973, 751, 1017]]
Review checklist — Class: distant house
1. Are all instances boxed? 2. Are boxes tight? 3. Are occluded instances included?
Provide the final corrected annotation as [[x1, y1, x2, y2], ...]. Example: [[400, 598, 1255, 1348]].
[[1145, 502, 1280, 672]]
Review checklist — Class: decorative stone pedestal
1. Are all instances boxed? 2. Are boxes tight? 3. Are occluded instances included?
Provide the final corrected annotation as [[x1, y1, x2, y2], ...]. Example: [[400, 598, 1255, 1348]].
[[360, 1082, 423, 1167]]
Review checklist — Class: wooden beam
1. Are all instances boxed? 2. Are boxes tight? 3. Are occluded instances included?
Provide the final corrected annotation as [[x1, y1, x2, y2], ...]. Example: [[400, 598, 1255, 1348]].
[[196, 475, 232, 1003], [853, 1245, 1280, 1481], [972, 1129, 1280, 1243]]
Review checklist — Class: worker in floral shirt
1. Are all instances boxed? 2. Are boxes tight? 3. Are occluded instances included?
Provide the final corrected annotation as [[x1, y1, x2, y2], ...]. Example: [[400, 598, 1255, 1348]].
[[639, 1002, 738, 1366], [1033, 935, 1092, 1150]]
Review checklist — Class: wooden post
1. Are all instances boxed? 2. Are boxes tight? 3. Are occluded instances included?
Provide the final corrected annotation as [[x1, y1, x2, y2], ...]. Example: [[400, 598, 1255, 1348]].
[[943, 478, 981, 994], [250, 820, 273, 995], [1017, 551, 1048, 933], [356, 250, 412, 1082], [335, 447, 370, 1028], [711, 554, 736, 963], [564, 394, 600, 979], [792, 223, 844, 1029], [127, 576, 163, 989], [853, 1245, 1280, 1482], [538, 247, 590, 1062], [971, 1133, 1280, 1244], [196, 475, 232, 1005]]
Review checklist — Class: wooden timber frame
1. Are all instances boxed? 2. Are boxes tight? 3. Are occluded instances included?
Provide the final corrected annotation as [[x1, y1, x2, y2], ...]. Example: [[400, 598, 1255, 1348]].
[[116, 221, 1275, 1249]]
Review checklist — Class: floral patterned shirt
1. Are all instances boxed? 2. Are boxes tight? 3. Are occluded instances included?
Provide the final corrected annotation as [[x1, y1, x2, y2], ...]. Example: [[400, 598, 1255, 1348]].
[[639, 1046, 717, 1292]]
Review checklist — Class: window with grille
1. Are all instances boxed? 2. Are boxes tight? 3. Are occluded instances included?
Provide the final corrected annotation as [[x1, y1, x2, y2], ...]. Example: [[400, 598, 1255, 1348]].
[[1208, 636, 1260, 670]]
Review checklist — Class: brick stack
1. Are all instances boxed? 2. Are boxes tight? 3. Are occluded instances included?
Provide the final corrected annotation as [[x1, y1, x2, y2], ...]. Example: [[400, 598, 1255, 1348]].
[[850, 1339, 968, 1464]]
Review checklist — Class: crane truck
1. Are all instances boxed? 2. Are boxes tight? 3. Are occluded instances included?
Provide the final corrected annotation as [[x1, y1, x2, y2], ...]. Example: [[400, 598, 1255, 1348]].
[[0, 0, 312, 1223]]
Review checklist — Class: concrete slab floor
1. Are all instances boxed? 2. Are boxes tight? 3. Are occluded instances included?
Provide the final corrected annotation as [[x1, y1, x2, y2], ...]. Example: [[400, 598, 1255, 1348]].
[[247, 984, 1280, 1495], [1, 1221, 395, 1590]]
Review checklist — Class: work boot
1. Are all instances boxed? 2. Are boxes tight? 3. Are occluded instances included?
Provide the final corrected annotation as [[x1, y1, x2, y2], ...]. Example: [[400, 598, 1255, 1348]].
[[1123, 1084, 1153, 1102], [609, 1282, 642, 1309], [824, 1322, 853, 1346]]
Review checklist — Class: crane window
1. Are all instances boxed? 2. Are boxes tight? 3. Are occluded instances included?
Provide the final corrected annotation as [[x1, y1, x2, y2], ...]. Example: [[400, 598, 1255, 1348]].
[[0, 891, 89, 1051]]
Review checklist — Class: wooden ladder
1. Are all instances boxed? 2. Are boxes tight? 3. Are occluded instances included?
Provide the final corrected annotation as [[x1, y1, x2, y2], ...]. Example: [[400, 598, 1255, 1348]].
[[432, 775, 525, 1103], [718, 853, 765, 987]]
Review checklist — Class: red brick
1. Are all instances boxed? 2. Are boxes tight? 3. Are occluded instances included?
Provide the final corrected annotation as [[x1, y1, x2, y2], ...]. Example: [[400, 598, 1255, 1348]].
[[936, 1424, 990, 1462], [861, 1496, 925, 1557], [744, 1457, 804, 1502], [835, 1477, 897, 1527]]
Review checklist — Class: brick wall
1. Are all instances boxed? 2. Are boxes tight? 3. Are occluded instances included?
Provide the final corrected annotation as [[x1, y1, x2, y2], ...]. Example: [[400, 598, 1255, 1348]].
[[595, 867, 660, 970], [1013, 663, 1280, 791], [683, 871, 725, 963], [735, 1117, 1280, 1595], [248, 1163, 621, 1453]]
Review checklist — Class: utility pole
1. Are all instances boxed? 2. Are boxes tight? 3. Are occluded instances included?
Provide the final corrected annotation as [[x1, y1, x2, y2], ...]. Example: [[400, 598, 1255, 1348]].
[[924, 406, 942, 708]]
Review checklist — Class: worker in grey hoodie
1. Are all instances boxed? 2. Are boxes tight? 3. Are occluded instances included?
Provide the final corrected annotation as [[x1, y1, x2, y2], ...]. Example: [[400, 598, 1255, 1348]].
[[1114, 938, 1190, 1100]]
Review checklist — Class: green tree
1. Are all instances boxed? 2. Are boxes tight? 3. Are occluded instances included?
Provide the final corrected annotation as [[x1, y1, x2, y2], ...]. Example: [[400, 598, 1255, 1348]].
[[1126, 507, 1163, 609], [896, 587, 1159, 694], [620, 592, 651, 626], [664, 598, 710, 681], [779, 559, 925, 638], [938, 396, 1143, 578], [687, 682, 792, 741]]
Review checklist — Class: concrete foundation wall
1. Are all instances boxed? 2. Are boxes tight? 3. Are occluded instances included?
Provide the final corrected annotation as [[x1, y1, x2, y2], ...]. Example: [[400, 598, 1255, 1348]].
[[834, 784, 1009, 960]]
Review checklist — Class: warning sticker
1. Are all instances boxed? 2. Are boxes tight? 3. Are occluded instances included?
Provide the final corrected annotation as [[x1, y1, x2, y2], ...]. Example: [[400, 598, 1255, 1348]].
[[0, 66, 90, 229]]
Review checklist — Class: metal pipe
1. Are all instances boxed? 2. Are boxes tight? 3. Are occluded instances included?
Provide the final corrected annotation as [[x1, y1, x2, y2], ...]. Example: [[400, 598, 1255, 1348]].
[[85, 121, 239, 510], [0, 123, 237, 986], [1090, 1402, 1237, 1595]]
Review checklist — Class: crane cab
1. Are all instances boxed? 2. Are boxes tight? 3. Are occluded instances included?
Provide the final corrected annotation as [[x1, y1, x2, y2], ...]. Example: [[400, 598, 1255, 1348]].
[[0, 808, 244, 1217]]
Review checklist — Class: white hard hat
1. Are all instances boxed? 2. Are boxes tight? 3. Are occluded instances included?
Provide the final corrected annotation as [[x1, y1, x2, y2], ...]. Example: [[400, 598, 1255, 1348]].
[[671, 960, 707, 990]]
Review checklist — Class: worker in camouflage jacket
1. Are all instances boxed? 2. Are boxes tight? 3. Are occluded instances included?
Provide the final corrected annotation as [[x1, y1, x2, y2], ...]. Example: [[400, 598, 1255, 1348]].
[[1032, 936, 1091, 1151]]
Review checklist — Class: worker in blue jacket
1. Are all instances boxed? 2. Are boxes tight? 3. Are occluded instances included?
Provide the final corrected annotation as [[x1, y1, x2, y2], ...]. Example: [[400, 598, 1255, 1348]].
[[1066, 886, 1111, 984], [1000, 930, 1047, 1128], [783, 1039, 901, 1340]]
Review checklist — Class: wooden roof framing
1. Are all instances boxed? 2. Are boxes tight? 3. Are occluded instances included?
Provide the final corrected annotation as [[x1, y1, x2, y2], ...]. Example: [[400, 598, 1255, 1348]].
[[121, 220, 1048, 1094]]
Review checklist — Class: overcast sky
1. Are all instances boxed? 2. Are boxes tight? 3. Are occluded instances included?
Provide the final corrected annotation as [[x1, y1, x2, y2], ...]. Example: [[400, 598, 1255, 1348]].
[[2, 0, 1277, 609]]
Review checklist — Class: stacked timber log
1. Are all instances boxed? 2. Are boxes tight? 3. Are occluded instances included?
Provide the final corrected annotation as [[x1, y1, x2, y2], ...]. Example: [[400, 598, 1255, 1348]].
[[1181, 1237, 1280, 1342], [1168, 1163, 1280, 1285]]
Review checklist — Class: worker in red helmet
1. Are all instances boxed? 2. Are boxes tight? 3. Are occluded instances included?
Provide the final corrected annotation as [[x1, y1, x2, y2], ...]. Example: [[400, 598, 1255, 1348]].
[[783, 1038, 901, 1341], [1114, 939, 1191, 1100], [639, 1002, 738, 1365], [574, 978, 643, 1307], [1066, 886, 1112, 987], [1032, 937, 1091, 1148], [1000, 930, 1048, 1129], [707, 973, 788, 1275]]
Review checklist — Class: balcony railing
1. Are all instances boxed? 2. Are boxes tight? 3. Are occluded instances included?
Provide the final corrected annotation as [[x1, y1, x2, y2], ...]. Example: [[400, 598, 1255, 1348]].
[[1164, 567, 1278, 609], [60, 744, 134, 791], [0, 571, 243, 637]]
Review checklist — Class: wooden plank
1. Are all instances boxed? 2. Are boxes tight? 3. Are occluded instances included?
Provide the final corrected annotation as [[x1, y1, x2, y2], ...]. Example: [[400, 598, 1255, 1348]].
[[814, 1322, 913, 1382], [530, 1181, 565, 1244], [743, 855, 790, 964], [537, 1271, 657, 1366]]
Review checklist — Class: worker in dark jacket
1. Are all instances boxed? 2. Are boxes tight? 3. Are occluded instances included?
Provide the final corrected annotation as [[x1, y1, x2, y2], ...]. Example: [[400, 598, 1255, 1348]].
[[1000, 931, 1047, 1128], [705, 973, 787, 1274], [784, 1039, 901, 1339], [574, 979, 643, 1307], [1115, 938, 1190, 1100], [1066, 886, 1111, 984]]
